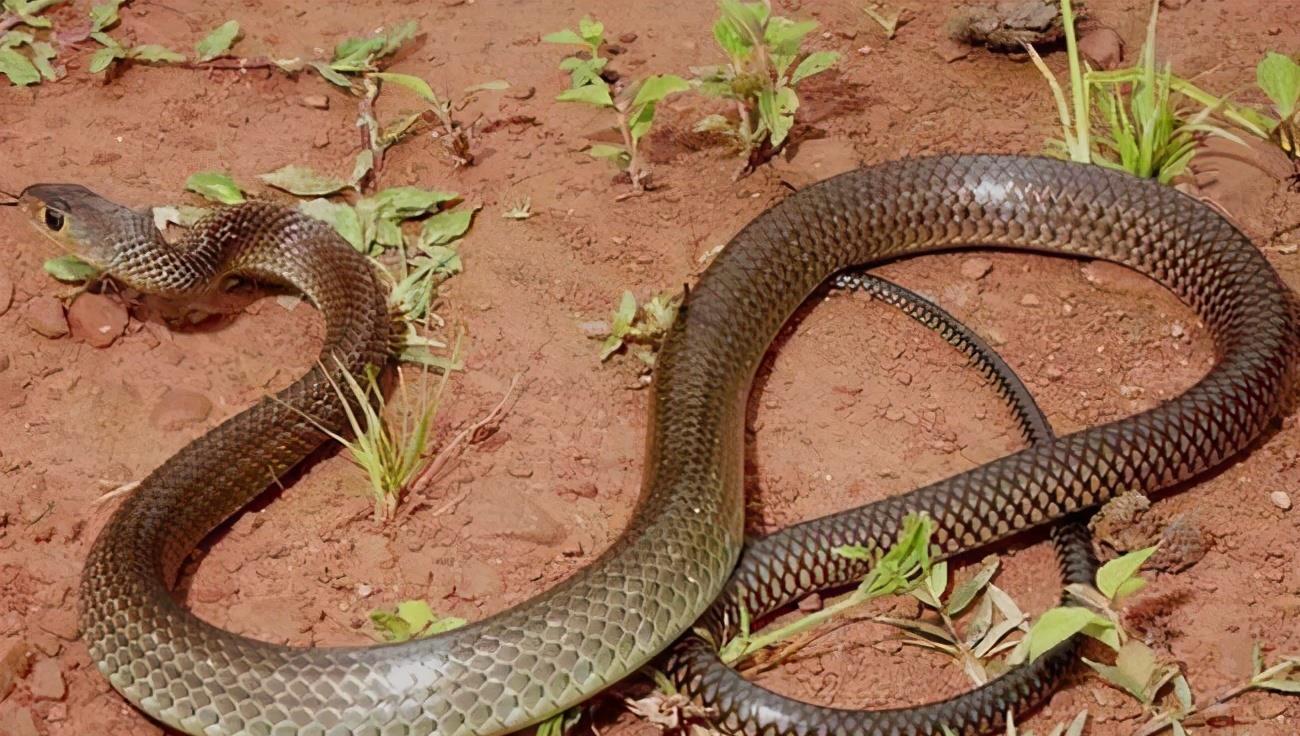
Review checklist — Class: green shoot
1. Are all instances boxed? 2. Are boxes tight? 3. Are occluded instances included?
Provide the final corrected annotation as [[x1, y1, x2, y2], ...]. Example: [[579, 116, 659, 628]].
[[693, 0, 840, 176], [592, 291, 680, 365], [1257, 52, 1299, 160], [370, 73, 509, 168], [0, 0, 64, 86], [502, 197, 533, 220], [87, 3, 222, 75], [185, 171, 247, 204], [549, 19, 689, 194], [718, 513, 934, 666], [1022, 0, 1091, 163], [308, 20, 417, 90], [369, 599, 465, 642]]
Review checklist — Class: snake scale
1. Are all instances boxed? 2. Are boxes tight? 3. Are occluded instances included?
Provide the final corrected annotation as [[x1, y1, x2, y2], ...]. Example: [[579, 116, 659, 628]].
[[15, 155, 1297, 736]]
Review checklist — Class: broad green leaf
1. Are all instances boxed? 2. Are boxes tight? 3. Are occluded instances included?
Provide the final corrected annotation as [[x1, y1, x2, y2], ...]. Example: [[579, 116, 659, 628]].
[[611, 290, 637, 335], [43, 254, 100, 282], [1257, 51, 1300, 118], [558, 56, 607, 87], [833, 544, 873, 561], [542, 29, 585, 46], [757, 85, 797, 147], [89, 0, 123, 32], [1024, 607, 1099, 662], [556, 82, 612, 107], [394, 600, 434, 633], [129, 44, 185, 64], [0, 46, 39, 85], [310, 60, 354, 89], [694, 113, 735, 133], [184, 171, 244, 204], [87, 45, 124, 73], [333, 36, 383, 67], [369, 610, 413, 642], [464, 79, 509, 93], [578, 16, 604, 47], [945, 557, 999, 617], [588, 143, 629, 168], [369, 186, 458, 220], [1096, 545, 1158, 600], [372, 71, 437, 102], [258, 164, 349, 196], [1258, 678, 1300, 693], [790, 50, 838, 85], [299, 198, 365, 251], [423, 244, 462, 275], [195, 20, 240, 62], [764, 17, 817, 57], [632, 73, 691, 107], [417, 209, 474, 248], [713, 17, 751, 60], [598, 334, 625, 361]]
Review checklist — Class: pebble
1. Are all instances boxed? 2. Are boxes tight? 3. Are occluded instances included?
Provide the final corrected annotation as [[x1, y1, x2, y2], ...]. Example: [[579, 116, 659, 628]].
[[618, 32, 637, 43], [149, 388, 213, 430], [506, 85, 535, 100], [1077, 27, 1123, 69], [1170, 322, 1186, 338], [895, 371, 912, 386], [1020, 293, 1042, 307], [313, 129, 330, 148], [797, 593, 823, 612], [577, 320, 611, 339], [23, 297, 68, 338], [0, 270, 13, 316], [28, 658, 64, 701], [1270, 491, 1292, 510], [960, 257, 992, 280], [301, 94, 329, 110], [67, 293, 128, 348]]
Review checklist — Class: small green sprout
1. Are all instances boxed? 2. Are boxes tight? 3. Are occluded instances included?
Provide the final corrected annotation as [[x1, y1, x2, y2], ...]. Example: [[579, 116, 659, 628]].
[[369, 599, 465, 642], [593, 291, 680, 364], [692, 0, 840, 176], [370, 73, 509, 168], [543, 16, 607, 88]]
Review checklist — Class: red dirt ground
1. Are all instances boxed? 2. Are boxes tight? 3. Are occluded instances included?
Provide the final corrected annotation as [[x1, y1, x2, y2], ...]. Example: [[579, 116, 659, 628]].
[[1, 1, 1298, 734]]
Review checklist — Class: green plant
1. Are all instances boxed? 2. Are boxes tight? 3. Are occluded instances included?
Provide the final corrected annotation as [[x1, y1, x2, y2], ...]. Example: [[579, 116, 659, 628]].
[[0, 0, 63, 86], [369, 599, 465, 642], [592, 291, 680, 364], [369, 73, 509, 169], [548, 18, 689, 194], [87, 1, 235, 75], [1256, 52, 1299, 158], [693, 0, 839, 176], [502, 197, 532, 220]]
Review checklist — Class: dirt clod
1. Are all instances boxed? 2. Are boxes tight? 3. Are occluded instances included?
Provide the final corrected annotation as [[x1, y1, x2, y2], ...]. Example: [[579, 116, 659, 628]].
[[23, 296, 68, 338], [67, 293, 128, 348], [28, 658, 65, 701], [961, 257, 993, 280], [0, 639, 30, 702], [1077, 26, 1124, 69], [149, 388, 213, 431]]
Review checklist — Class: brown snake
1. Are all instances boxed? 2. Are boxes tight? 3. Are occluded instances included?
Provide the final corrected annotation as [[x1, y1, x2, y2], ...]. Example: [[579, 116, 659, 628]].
[[13, 155, 1298, 735]]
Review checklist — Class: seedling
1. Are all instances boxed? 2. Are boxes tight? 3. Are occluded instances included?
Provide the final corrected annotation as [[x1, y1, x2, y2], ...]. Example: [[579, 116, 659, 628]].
[[548, 16, 689, 193], [370, 73, 509, 169], [0, 0, 62, 85], [592, 291, 680, 365], [876, 555, 1029, 685], [369, 599, 465, 642], [86, 2, 234, 75], [502, 197, 532, 220], [692, 0, 839, 176]]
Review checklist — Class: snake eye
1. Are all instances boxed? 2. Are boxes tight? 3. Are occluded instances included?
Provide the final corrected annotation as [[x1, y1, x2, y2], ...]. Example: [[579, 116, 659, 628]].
[[42, 206, 65, 231]]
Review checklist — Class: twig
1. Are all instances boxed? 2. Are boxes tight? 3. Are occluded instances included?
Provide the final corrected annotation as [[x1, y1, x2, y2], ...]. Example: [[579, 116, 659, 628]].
[[179, 56, 279, 71], [1133, 659, 1299, 736]]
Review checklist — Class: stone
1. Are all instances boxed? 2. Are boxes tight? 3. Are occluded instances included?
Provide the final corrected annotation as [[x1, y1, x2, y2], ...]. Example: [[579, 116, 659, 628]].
[[470, 486, 566, 547], [149, 388, 213, 430], [1077, 27, 1123, 70], [960, 257, 993, 280], [1020, 293, 1042, 307], [67, 293, 129, 348], [301, 94, 329, 110], [0, 270, 12, 316], [28, 658, 64, 701], [1270, 491, 1292, 510], [23, 296, 68, 338]]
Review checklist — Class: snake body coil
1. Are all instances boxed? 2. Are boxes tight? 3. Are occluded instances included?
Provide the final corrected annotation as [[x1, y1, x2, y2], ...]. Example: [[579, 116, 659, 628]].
[[21, 155, 1295, 735]]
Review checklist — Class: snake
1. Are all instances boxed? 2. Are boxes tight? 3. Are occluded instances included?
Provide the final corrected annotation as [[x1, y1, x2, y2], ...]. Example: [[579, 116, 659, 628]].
[[13, 154, 1297, 736]]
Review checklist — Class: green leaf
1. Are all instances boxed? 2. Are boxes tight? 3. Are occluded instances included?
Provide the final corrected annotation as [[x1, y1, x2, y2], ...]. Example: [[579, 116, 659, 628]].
[[578, 16, 604, 47], [369, 186, 458, 220], [195, 20, 240, 62], [184, 171, 245, 204], [1024, 607, 1101, 662], [945, 557, 999, 617], [299, 198, 365, 251], [556, 82, 612, 107], [713, 16, 751, 60], [1258, 678, 1300, 693], [587, 143, 629, 168], [394, 600, 434, 633], [87, 44, 124, 74], [88, 0, 123, 32], [350, 150, 374, 187], [417, 209, 474, 248], [371, 71, 437, 102], [542, 28, 585, 46], [1096, 545, 1158, 600], [377, 20, 417, 58], [43, 254, 100, 283], [764, 17, 817, 56], [612, 290, 637, 333], [790, 50, 838, 85], [129, 44, 185, 64], [310, 61, 354, 89], [0, 46, 39, 85], [757, 85, 797, 147], [258, 165, 349, 196], [1257, 51, 1300, 118]]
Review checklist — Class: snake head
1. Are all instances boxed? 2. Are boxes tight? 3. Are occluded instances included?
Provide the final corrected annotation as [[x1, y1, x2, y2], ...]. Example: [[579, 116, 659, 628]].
[[17, 184, 150, 271]]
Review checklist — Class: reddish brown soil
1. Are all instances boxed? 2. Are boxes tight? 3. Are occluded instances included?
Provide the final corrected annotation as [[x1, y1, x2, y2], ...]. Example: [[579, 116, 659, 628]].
[[2, 1, 1299, 735]]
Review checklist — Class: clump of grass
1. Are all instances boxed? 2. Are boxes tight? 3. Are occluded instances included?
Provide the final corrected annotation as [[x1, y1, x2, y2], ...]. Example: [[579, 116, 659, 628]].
[[547, 16, 690, 195], [1026, 0, 1241, 184], [692, 0, 839, 176]]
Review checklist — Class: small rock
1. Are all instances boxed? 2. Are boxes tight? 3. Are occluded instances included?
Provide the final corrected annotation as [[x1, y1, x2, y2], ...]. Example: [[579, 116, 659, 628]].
[[0, 639, 30, 702], [506, 85, 535, 101], [960, 257, 993, 280], [1045, 364, 1065, 380], [28, 658, 64, 701], [1270, 491, 1292, 510], [67, 293, 128, 348], [797, 593, 823, 612], [1170, 322, 1185, 338], [1077, 27, 1123, 70], [577, 320, 611, 339], [149, 388, 213, 431], [23, 297, 68, 339], [1254, 698, 1288, 720], [895, 371, 912, 386], [301, 94, 329, 110], [1020, 293, 1042, 307], [618, 32, 637, 44], [936, 38, 970, 63], [313, 129, 330, 148], [0, 270, 13, 316], [1159, 0, 1186, 8]]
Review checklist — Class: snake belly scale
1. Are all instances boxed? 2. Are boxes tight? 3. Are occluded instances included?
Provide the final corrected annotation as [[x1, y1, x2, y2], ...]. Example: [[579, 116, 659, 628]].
[[15, 155, 1295, 736]]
